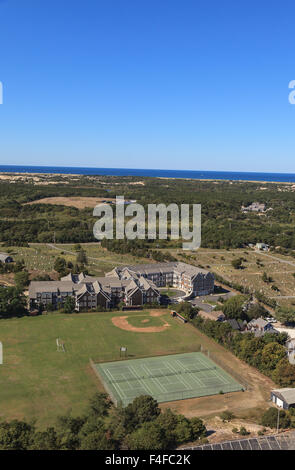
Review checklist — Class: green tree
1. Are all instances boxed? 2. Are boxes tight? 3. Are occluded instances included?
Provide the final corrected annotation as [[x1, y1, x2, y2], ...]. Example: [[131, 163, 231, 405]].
[[31, 427, 60, 450], [262, 272, 272, 283], [79, 429, 115, 450], [272, 358, 295, 386], [55, 415, 85, 450], [231, 258, 243, 269], [86, 393, 111, 418], [76, 249, 88, 266], [261, 407, 291, 429], [127, 421, 167, 450], [239, 426, 250, 436], [222, 295, 247, 320], [190, 417, 207, 440], [172, 415, 193, 443], [260, 342, 286, 372], [125, 395, 160, 429], [174, 302, 196, 319], [220, 411, 235, 422], [0, 420, 35, 450], [63, 296, 76, 313], [13, 260, 25, 273], [54, 257, 67, 274], [14, 270, 30, 290], [275, 307, 295, 325], [0, 286, 28, 318]]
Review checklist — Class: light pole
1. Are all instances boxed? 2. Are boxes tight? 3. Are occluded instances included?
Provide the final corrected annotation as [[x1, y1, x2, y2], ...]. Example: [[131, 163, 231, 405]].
[[276, 407, 280, 434]]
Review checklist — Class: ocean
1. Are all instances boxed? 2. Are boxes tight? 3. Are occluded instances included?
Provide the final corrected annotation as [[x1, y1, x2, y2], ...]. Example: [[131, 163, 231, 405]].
[[0, 165, 295, 183]]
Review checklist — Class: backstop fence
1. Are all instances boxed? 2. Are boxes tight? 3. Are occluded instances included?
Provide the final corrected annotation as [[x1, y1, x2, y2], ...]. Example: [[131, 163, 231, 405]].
[[89, 358, 119, 406], [203, 349, 252, 391], [117, 382, 242, 407]]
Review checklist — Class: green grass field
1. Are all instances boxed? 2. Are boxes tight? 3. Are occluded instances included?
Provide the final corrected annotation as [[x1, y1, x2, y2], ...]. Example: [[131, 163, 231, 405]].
[[95, 352, 243, 406], [0, 310, 208, 427]]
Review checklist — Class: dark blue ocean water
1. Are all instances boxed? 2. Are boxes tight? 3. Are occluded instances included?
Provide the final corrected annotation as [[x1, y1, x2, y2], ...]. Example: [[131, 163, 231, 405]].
[[1, 165, 295, 183]]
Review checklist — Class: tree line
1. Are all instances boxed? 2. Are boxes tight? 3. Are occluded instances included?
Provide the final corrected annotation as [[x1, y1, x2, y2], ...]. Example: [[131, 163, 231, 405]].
[[0, 393, 207, 450]]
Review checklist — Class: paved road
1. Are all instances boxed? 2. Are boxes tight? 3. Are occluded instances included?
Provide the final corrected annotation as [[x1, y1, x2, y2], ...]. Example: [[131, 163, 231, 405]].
[[190, 299, 214, 312], [256, 251, 295, 268], [269, 295, 295, 299], [190, 292, 233, 312]]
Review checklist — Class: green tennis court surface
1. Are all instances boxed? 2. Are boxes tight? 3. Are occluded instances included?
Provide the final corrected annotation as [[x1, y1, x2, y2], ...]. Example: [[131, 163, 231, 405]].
[[94, 352, 243, 406]]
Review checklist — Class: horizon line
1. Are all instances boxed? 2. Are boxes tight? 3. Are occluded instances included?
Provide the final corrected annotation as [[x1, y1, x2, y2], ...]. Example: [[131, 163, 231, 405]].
[[0, 164, 295, 176]]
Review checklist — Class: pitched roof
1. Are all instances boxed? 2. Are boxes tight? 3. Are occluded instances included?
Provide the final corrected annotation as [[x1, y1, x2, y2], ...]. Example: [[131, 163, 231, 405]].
[[61, 272, 87, 283], [272, 388, 295, 405], [227, 319, 241, 330], [248, 317, 269, 329], [29, 281, 75, 298], [0, 252, 13, 262], [119, 261, 212, 280], [198, 310, 225, 321]]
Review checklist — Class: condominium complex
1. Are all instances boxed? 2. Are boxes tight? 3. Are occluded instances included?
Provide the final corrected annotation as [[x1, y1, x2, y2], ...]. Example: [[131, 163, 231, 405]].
[[29, 272, 160, 311], [106, 261, 214, 297], [29, 262, 214, 311]]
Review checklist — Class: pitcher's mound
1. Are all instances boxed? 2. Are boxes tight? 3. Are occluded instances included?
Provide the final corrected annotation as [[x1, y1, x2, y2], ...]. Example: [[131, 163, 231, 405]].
[[112, 314, 170, 333]]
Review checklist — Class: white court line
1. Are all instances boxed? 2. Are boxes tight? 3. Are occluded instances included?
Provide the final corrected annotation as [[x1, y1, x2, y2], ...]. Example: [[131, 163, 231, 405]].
[[107, 367, 136, 391], [106, 368, 119, 382], [144, 362, 191, 393], [210, 368, 229, 385], [196, 355, 230, 385], [129, 364, 155, 396], [194, 355, 231, 386], [164, 361, 193, 390], [151, 376, 168, 393], [103, 368, 127, 399], [122, 366, 149, 391], [191, 356, 223, 386], [174, 359, 205, 387], [143, 364, 170, 393]]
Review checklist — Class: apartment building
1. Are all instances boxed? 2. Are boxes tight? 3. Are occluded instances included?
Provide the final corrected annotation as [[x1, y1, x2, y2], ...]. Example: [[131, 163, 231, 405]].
[[106, 261, 214, 296], [29, 272, 160, 311]]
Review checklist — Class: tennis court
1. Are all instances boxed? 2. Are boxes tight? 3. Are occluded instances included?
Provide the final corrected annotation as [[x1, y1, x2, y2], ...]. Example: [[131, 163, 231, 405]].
[[94, 352, 243, 406]]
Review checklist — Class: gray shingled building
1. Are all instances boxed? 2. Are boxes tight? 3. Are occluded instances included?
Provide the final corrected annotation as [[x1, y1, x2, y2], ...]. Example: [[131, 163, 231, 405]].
[[271, 388, 295, 409], [29, 261, 213, 312], [106, 262, 214, 297], [29, 272, 160, 311]]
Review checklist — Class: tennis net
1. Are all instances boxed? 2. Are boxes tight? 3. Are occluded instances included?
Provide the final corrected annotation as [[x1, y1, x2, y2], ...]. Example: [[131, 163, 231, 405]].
[[105, 365, 217, 384]]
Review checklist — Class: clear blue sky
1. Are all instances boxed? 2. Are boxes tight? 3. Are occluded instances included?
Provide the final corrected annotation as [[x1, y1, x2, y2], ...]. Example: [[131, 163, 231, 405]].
[[0, 0, 295, 172]]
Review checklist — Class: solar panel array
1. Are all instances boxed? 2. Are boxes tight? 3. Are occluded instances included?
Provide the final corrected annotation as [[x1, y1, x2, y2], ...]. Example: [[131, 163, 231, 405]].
[[187, 432, 295, 450]]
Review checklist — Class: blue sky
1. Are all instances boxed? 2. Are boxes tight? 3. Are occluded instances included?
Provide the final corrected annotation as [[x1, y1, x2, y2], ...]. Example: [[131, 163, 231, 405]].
[[0, 0, 295, 172]]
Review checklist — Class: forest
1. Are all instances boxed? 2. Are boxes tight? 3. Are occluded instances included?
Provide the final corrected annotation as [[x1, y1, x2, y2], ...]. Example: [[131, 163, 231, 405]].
[[1, 174, 295, 250]]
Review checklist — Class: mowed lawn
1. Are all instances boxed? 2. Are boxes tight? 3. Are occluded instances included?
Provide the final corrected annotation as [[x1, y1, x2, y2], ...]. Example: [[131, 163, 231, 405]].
[[0, 310, 201, 427]]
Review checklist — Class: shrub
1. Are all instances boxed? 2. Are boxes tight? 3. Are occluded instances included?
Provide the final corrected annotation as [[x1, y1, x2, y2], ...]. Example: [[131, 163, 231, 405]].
[[220, 411, 235, 422], [261, 407, 291, 429], [239, 426, 250, 436]]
